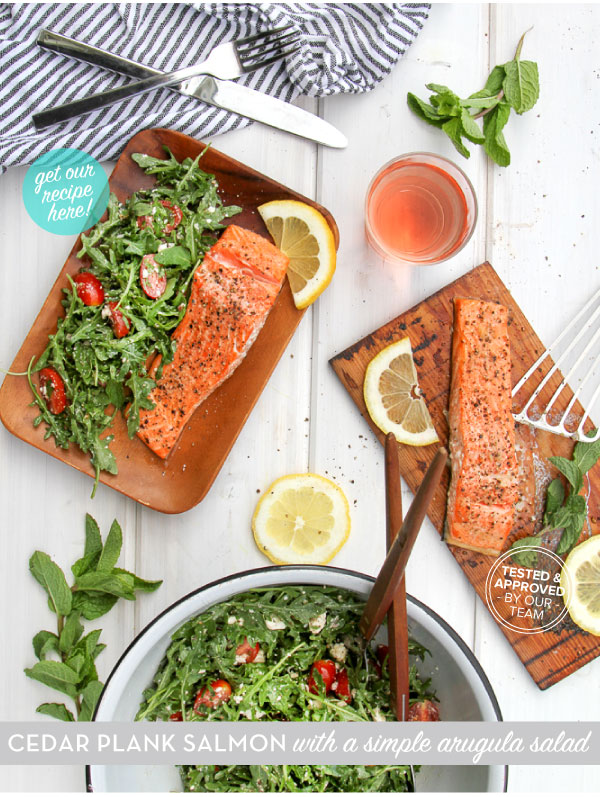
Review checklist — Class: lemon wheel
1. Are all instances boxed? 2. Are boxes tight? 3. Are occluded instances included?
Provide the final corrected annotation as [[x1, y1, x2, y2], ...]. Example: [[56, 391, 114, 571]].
[[258, 200, 336, 309], [363, 337, 438, 446], [252, 473, 350, 565], [561, 535, 600, 636]]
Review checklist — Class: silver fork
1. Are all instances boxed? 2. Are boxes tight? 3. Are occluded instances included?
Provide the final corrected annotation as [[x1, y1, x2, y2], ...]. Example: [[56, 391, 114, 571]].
[[33, 26, 300, 130]]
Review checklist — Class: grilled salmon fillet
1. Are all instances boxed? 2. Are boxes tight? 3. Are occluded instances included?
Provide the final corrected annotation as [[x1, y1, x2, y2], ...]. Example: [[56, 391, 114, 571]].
[[444, 297, 519, 556], [137, 225, 289, 459]]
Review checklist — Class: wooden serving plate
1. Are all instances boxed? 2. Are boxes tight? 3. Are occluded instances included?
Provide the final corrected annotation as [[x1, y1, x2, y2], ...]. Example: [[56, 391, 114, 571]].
[[0, 129, 338, 514], [331, 262, 600, 689]]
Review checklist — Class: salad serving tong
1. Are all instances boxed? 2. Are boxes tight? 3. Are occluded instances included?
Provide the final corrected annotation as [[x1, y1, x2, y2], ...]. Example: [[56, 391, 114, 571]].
[[360, 438, 448, 720], [33, 25, 300, 130]]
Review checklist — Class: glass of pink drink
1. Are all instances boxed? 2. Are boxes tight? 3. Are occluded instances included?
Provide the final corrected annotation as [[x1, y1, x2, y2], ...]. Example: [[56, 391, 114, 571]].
[[365, 152, 477, 265]]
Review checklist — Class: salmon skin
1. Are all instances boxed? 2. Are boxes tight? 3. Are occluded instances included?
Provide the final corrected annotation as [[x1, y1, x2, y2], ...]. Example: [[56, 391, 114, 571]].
[[137, 225, 289, 459], [444, 297, 519, 556]]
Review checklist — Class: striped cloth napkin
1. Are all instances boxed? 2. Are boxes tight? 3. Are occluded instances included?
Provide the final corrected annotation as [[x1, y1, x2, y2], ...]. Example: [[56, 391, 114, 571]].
[[0, 2, 430, 170]]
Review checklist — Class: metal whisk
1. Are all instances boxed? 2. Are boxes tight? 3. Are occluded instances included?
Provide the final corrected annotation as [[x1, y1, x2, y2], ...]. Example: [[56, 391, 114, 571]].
[[512, 287, 600, 442]]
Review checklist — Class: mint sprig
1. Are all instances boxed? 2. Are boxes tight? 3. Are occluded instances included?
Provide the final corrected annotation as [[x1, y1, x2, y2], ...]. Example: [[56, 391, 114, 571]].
[[509, 434, 600, 567], [407, 31, 539, 166], [25, 514, 162, 721]]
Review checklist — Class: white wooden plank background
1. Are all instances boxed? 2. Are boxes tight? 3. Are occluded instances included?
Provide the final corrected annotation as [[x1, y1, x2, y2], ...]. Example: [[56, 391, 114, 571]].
[[1, 3, 599, 792]]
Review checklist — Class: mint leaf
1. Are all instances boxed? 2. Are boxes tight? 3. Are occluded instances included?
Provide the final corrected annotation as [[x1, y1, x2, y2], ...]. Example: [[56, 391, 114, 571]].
[[25, 661, 80, 699], [72, 590, 119, 621], [84, 514, 103, 557], [29, 552, 72, 617], [36, 703, 75, 722], [483, 103, 511, 166], [113, 567, 162, 593], [548, 456, 583, 495], [509, 537, 540, 567], [27, 514, 161, 720], [407, 34, 537, 167], [97, 519, 122, 573], [483, 64, 506, 95], [502, 59, 539, 114], [59, 612, 84, 653], [573, 436, 600, 475], [32, 631, 59, 660], [544, 478, 565, 525], [406, 93, 446, 128], [75, 572, 135, 600], [79, 681, 104, 722], [442, 117, 471, 158], [460, 109, 485, 143]]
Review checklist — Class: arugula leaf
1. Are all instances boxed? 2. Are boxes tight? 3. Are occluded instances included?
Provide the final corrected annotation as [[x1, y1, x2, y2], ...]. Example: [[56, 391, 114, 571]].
[[154, 245, 192, 268], [29, 552, 72, 617]]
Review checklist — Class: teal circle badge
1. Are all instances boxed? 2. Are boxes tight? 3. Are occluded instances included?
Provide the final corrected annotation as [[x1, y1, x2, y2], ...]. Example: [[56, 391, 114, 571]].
[[23, 148, 109, 235]]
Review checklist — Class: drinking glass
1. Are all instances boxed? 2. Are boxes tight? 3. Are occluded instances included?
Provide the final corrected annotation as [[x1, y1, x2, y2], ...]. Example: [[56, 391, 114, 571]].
[[365, 152, 477, 265]]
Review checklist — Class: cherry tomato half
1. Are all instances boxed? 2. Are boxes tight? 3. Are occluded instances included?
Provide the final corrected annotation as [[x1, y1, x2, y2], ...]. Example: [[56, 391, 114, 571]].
[[38, 367, 67, 415], [74, 272, 104, 306], [235, 638, 261, 663], [106, 301, 130, 339], [160, 200, 183, 233], [136, 214, 153, 230], [308, 660, 337, 695], [193, 679, 232, 714], [169, 711, 183, 721], [332, 668, 352, 703], [407, 700, 440, 722], [140, 254, 167, 299]]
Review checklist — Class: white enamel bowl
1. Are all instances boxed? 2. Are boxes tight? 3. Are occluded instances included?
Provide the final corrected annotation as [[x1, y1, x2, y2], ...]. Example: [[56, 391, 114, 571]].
[[88, 566, 507, 792]]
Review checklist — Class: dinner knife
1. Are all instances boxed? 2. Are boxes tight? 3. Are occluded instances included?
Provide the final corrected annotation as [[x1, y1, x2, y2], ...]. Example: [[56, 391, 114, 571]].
[[37, 30, 348, 148]]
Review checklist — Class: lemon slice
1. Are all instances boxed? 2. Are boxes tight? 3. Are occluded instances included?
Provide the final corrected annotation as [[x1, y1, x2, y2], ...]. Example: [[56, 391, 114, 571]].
[[363, 337, 439, 446], [561, 535, 600, 636], [258, 200, 336, 309], [252, 474, 350, 565]]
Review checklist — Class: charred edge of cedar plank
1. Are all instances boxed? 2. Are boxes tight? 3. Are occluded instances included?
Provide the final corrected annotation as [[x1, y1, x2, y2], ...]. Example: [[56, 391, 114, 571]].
[[329, 262, 495, 367], [442, 533, 502, 558]]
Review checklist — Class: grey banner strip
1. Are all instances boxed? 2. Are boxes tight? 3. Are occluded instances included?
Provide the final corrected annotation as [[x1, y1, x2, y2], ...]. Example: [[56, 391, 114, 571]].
[[0, 722, 596, 765]]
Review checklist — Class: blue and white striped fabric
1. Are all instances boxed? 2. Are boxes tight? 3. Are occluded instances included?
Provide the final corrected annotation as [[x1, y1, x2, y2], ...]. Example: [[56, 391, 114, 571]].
[[0, 3, 430, 170]]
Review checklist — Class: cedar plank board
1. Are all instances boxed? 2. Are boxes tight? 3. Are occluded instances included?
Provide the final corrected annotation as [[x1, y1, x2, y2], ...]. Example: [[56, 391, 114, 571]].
[[330, 262, 600, 689], [0, 129, 339, 514]]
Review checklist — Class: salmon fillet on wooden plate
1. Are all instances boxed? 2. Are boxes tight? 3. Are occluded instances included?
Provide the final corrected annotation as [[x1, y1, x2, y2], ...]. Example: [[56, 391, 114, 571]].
[[444, 297, 520, 556], [137, 225, 289, 459]]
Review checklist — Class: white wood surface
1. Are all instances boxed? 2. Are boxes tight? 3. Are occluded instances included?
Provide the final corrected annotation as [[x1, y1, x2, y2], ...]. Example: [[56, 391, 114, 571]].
[[1, 3, 599, 792]]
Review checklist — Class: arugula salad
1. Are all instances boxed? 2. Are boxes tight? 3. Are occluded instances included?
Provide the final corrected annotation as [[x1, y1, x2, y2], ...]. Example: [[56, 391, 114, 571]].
[[137, 586, 439, 793], [29, 148, 240, 494]]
